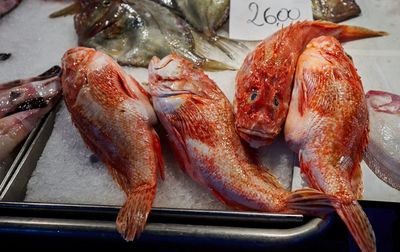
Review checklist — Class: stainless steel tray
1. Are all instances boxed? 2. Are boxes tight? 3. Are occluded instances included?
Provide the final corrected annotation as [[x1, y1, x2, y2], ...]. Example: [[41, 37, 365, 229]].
[[0, 104, 334, 249]]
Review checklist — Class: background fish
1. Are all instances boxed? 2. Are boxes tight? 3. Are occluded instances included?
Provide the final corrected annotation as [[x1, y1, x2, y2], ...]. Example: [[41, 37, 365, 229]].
[[284, 36, 375, 252], [364, 90, 400, 190], [0, 108, 50, 162], [149, 53, 334, 216], [61, 47, 164, 241], [233, 20, 387, 148], [0, 0, 21, 18], [312, 0, 361, 23], [0, 74, 61, 118], [72, 0, 233, 70]]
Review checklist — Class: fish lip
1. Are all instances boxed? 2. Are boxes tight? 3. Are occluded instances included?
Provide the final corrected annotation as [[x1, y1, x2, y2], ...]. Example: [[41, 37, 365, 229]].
[[236, 127, 275, 147]]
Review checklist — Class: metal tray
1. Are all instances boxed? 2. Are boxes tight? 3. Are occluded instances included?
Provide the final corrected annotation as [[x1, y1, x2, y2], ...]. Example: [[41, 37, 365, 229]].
[[0, 104, 334, 249]]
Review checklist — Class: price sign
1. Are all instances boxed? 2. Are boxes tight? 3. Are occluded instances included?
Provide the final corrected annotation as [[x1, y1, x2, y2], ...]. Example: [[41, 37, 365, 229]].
[[229, 0, 313, 41]]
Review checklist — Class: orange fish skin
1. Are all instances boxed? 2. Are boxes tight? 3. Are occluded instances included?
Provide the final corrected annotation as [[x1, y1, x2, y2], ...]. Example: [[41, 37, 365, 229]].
[[149, 53, 334, 215], [284, 36, 375, 251], [234, 20, 387, 149], [61, 47, 164, 241]]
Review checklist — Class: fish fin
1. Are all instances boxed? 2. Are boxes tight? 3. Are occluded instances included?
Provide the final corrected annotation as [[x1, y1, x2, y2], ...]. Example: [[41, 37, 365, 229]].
[[116, 186, 156, 241], [332, 22, 388, 41], [49, 2, 81, 18], [351, 163, 364, 200], [286, 188, 336, 216], [335, 201, 376, 252], [152, 129, 165, 180], [201, 58, 237, 71], [258, 166, 284, 189], [211, 36, 250, 61], [298, 79, 308, 116], [169, 126, 190, 173]]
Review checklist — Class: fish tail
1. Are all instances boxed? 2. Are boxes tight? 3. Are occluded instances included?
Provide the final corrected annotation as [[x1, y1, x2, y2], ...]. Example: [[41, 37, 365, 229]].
[[116, 186, 156, 241], [336, 201, 376, 252], [286, 188, 336, 216], [337, 24, 388, 41]]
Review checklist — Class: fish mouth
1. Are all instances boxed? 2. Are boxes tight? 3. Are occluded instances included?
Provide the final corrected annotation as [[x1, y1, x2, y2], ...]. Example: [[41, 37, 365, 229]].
[[236, 127, 276, 148]]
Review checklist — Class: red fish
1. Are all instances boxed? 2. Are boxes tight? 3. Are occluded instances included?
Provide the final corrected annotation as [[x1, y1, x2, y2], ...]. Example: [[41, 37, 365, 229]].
[[234, 20, 387, 148], [61, 47, 164, 241], [149, 53, 334, 215], [284, 36, 375, 251]]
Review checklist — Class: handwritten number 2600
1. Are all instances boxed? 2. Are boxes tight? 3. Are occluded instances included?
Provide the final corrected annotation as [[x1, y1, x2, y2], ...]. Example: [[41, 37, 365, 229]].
[[247, 2, 301, 26]]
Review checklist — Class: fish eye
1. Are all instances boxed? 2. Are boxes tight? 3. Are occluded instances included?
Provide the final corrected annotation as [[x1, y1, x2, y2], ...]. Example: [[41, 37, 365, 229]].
[[248, 92, 258, 103], [103, 0, 111, 6], [274, 96, 279, 106]]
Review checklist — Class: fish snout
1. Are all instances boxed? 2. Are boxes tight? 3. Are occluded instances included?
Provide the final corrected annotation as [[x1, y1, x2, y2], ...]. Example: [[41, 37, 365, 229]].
[[235, 114, 278, 148]]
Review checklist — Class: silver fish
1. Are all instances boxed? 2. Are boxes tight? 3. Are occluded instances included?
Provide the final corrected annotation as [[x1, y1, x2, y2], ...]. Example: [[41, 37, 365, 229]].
[[364, 90, 400, 190]]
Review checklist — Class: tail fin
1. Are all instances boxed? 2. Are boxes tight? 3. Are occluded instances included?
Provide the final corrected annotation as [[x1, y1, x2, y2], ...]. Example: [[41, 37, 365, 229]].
[[286, 188, 336, 216], [116, 186, 156, 241], [337, 24, 388, 41], [336, 201, 376, 252]]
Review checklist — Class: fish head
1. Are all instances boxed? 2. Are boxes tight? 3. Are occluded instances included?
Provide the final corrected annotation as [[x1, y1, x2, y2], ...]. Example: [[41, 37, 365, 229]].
[[61, 47, 96, 105], [233, 53, 287, 148]]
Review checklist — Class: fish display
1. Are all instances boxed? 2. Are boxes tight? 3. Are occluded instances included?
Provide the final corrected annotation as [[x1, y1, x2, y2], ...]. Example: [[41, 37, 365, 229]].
[[71, 0, 233, 70], [364, 90, 400, 190], [284, 36, 375, 251], [233, 20, 387, 148], [61, 47, 164, 241], [149, 53, 335, 215], [0, 68, 61, 118], [312, 0, 361, 23], [0, 0, 21, 18], [0, 66, 62, 163]]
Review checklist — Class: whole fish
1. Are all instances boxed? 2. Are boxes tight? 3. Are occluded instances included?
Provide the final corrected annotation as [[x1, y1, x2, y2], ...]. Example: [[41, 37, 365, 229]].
[[0, 70, 61, 118], [364, 90, 400, 190], [70, 0, 232, 70], [312, 0, 361, 23], [149, 53, 334, 215], [233, 20, 387, 148], [0, 98, 60, 163], [61, 47, 164, 241], [284, 36, 375, 251]]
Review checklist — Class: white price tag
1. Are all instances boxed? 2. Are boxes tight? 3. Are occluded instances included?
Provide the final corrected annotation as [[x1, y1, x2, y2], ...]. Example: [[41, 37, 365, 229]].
[[229, 0, 313, 41]]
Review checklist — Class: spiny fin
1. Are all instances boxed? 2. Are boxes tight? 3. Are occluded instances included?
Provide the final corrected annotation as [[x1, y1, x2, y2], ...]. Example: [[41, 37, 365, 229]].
[[336, 201, 376, 252], [286, 188, 336, 216], [116, 186, 156, 241], [49, 2, 81, 18], [151, 129, 165, 180]]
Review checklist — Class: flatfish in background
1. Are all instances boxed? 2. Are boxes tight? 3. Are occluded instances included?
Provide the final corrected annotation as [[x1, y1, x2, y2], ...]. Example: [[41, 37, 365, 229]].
[[364, 90, 400, 190], [285, 36, 375, 252], [61, 47, 164, 241], [0, 0, 21, 18], [53, 0, 234, 70], [312, 0, 361, 23], [233, 20, 387, 148], [149, 53, 335, 216]]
